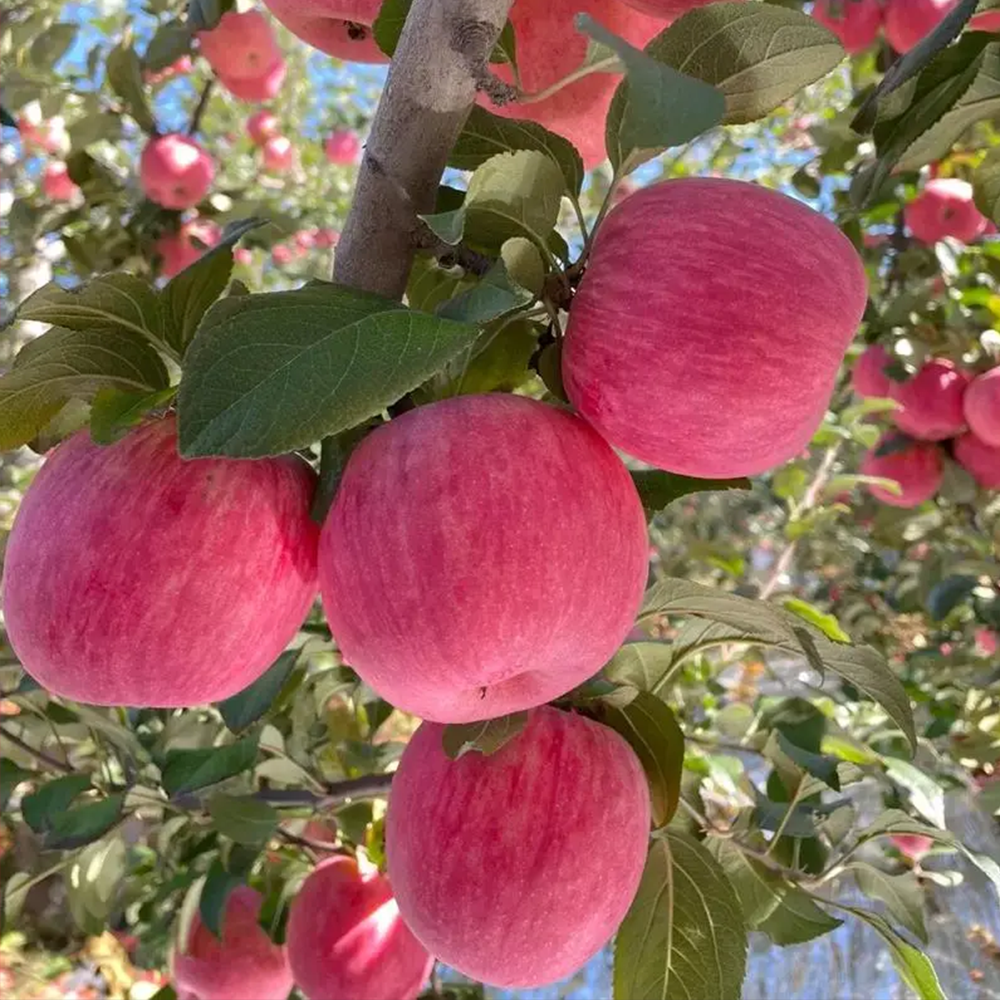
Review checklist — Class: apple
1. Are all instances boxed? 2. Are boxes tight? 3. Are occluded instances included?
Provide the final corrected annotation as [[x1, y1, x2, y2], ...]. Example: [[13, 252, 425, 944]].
[[884, 0, 957, 52], [954, 431, 1000, 489], [272, 243, 294, 265], [975, 627, 999, 657], [318, 394, 648, 723], [811, 0, 883, 53], [1, 415, 319, 707], [971, 10, 1000, 30], [386, 706, 651, 988], [562, 178, 867, 477], [17, 107, 68, 155], [962, 367, 1000, 446], [617, 0, 736, 16], [197, 10, 282, 81], [286, 855, 432, 1000], [154, 218, 223, 279], [262, 0, 387, 62], [262, 135, 294, 172], [140, 134, 216, 210], [144, 55, 193, 85], [313, 227, 339, 248], [890, 833, 934, 861], [42, 161, 78, 202], [890, 358, 970, 440], [852, 343, 894, 398], [172, 886, 293, 1000], [293, 229, 316, 250], [247, 110, 281, 145], [218, 56, 287, 102], [904, 178, 988, 243], [860, 434, 944, 507], [324, 129, 360, 165], [233, 247, 253, 266]]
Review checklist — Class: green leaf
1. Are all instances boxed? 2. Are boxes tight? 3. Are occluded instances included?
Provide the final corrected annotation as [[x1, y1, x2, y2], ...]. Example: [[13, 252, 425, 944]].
[[218, 651, 299, 733], [177, 285, 480, 458], [449, 105, 585, 196], [600, 693, 684, 827], [882, 758, 945, 828], [442, 712, 529, 760], [30, 23, 78, 68], [21, 774, 92, 833], [144, 20, 193, 72], [782, 599, 850, 643], [585, 15, 724, 172], [162, 733, 260, 798], [208, 794, 279, 846], [706, 838, 787, 927], [418, 207, 466, 246], [106, 41, 157, 134], [372, 0, 410, 57], [500, 237, 544, 296], [770, 731, 842, 792], [443, 318, 539, 396], [613, 832, 746, 1000], [755, 887, 842, 946], [68, 113, 124, 150], [199, 859, 242, 939], [2, 873, 32, 932], [65, 836, 127, 936], [188, 0, 234, 31], [0, 759, 33, 811], [630, 470, 751, 518], [640, 3, 843, 128], [974, 146, 1000, 223], [89, 385, 177, 445], [847, 863, 927, 942], [46, 793, 125, 850], [437, 261, 534, 324], [603, 642, 676, 698]]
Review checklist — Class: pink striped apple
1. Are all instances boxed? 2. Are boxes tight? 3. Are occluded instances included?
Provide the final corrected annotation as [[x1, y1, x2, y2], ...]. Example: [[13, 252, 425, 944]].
[[852, 343, 894, 398], [140, 134, 215, 210], [563, 178, 867, 477], [963, 367, 1000, 446], [197, 10, 282, 81], [218, 56, 287, 102], [387, 706, 651, 988], [890, 358, 970, 440], [2, 415, 319, 707], [263, 0, 387, 62], [318, 394, 648, 723], [812, 0, 883, 53], [860, 435, 944, 507], [954, 431, 1000, 489]]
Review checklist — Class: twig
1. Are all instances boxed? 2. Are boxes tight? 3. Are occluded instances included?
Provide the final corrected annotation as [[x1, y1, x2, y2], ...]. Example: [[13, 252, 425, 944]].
[[0, 722, 73, 773], [187, 79, 214, 137], [413, 225, 495, 277]]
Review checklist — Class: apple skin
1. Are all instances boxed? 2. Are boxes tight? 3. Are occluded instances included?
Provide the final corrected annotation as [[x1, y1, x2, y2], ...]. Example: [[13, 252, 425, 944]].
[[262, 0, 387, 62], [480, 0, 667, 169], [890, 834, 934, 861], [563, 178, 867, 478], [954, 431, 1000, 489], [324, 129, 360, 165], [962, 367, 1000, 446], [42, 161, 78, 202], [620, 0, 741, 15], [272, 244, 294, 265], [286, 856, 432, 1000], [318, 394, 648, 724], [387, 706, 651, 988], [140, 134, 215, 210], [904, 178, 988, 244], [889, 359, 970, 440], [852, 343, 894, 398], [154, 219, 222, 279], [860, 435, 944, 507], [2, 415, 319, 707], [972, 10, 1000, 30], [812, 0, 883, 53], [262, 135, 294, 172], [197, 10, 282, 80], [884, 0, 957, 52], [313, 227, 339, 248], [218, 56, 287, 102], [172, 886, 293, 1000], [247, 110, 281, 145]]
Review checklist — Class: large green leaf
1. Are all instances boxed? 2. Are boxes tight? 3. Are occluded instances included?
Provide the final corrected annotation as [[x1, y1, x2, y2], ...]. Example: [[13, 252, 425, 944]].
[[441, 712, 528, 760], [46, 794, 125, 850], [161, 733, 260, 798], [706, 838, 787, 928], [614, 832, 746, 999], [848, 863, 927, 943], [208, 794, 279, 846], [630, 470, 752, 518], [106, 41, 156, 133], [217, 651, 299, 734], [755, 886, 842, 946], [845, 908, 945, 1000], [22, 774, 91, 833], [143, 19, 192, 72], [177, 285, 480, 457], [974, 146, 1000, 223], [603, 642, 676, 698]]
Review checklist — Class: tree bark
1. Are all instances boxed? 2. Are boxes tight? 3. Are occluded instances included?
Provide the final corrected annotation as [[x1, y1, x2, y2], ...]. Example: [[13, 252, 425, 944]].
[[332, 0, 514, 299]]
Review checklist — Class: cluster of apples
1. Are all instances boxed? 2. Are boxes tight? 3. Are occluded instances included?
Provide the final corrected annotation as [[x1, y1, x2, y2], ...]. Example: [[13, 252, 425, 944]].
[[18, 107, 80, 204], [199, 9, 288, 102], [855, 346, 1000, 505], [270, 224, 340, 267]]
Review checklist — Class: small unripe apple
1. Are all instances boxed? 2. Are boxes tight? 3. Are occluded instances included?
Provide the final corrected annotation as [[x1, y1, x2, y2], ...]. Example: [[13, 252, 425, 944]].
[[140, 134, 215, 210], [904, 178, 988, 243], [197, 10, 282, 81], [890, 833, 934, 861], [286, 855, 432, 1000], [954, 431, 1000, 489], [890, 358, 970, 440], [852, 343, 894, 398], [218, 56, 287, 102], [262, 0, 388, 62], [2, 415, 319, 707], [812, 0, 883, 53], [324, 129, 360, 165], [884, 0, 957, 52], [154, 218, 223, 278], [247, 110, 280, 145], [319, 394, 649, 723], [860, 435, 944, 507], [42, 161, 78, 202], [172, 886, 293, 1000], [563, 178, 867, 477], [262, 135, 294, 172], [387, 706, 651, 988], [962, 367, 1000, 446]]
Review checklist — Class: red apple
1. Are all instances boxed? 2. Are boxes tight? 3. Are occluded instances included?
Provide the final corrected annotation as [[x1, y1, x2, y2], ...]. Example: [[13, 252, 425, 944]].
[[313, 227, 339, 249], [233, 246, 253, 266], [884, 0, 957, 52], [144, 55, 193, 85], [1, 415, 318, 707], [18, 113, 67, 154], [286, 855, 432, 1000], [324, 129, 360, 165], [618, 0, 738, 15], [42, 161, 78, 202], [890, 358, 970, 440], [272, 243, 294, 265], [247, 110, 281, 145], [318, 394, 648, 723], [140, 134, 215, 210], [962, 367, 1000, 446], [954, 431, 1000, 489], [890, 833, 934, 861], [218, 56, 287, 102], [154, 218, 223, 278], [860, 434, 944, 507], [971, 10, 1000, 30], [172, 886, 293, 1000], [563, 178, 867, 477], [904, 178, 988, 243], [975, 627, 998, 657], [812, 0, 883, 53], [852, 343, 894, 398], [387, 706, 651, 988], [262, 0, 387, 62], [293, 229, 316, 250], [197, 10, 282, 81], [262, 135, 294, 172]]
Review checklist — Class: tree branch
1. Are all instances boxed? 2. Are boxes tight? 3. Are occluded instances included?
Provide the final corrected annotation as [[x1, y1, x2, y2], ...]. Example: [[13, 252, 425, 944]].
[[187, 79, 215, 137], [0, 722, 73, 773], [333, 0, 515, 298]]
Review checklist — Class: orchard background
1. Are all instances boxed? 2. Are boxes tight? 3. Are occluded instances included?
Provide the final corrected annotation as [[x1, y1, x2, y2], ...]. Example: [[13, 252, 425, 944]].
[[3, 0, 1000, 998]]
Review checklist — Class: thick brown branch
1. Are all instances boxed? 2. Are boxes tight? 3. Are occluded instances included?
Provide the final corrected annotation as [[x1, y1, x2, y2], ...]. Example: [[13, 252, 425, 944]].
[[333, 0, 514, 298]]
